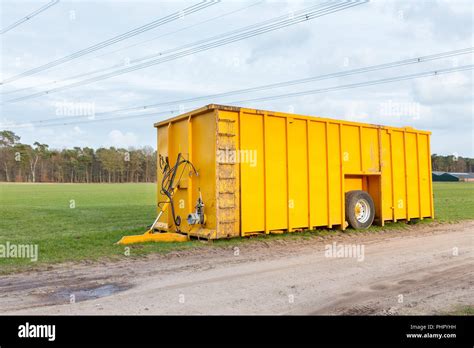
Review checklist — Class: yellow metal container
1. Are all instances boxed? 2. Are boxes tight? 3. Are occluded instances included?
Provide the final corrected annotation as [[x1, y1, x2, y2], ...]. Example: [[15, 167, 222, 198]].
[[154, 104, 434, 239]]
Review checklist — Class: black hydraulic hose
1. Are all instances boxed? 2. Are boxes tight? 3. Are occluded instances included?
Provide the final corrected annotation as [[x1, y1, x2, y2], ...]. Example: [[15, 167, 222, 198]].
[[161, 156, 179, 229], [160, 153, 198, 232]]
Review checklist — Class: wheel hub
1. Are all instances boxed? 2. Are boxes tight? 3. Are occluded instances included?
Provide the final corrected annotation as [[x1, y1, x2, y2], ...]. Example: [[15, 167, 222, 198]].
[[354, 199, 371, 223]]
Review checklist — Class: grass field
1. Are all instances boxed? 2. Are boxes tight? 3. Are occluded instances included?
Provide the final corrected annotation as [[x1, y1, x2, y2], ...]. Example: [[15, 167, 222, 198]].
[[0, 182, 473, 273], [432, 182, 474, 221]]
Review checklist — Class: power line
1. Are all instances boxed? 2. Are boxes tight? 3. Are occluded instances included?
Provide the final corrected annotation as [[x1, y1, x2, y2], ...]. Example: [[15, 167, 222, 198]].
[[3, 0, 328, 96], [0, 0, 60, 34], [3, 1, 343, 96], [1, 0, 265, 96], [93, 47, 474, 117], [230, 64, 474, 105], [92, 0, 265, 61], [7, 64, 472, 128], [3, 0, 367, 102], [1, 1, 219, 84], [23, 47, 474, 125]]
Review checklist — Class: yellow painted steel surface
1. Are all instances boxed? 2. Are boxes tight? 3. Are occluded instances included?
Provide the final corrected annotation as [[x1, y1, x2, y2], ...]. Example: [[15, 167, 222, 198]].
[[154, 104, 434, 239], [117, 231, 189, 244]]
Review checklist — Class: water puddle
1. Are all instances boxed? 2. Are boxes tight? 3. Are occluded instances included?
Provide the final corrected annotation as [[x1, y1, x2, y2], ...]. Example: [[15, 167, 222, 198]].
[[47, 283, 131, 304]]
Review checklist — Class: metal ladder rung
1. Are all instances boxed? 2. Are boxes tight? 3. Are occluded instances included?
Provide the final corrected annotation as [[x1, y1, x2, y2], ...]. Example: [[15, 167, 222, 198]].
[[217, 147, 236, 151]]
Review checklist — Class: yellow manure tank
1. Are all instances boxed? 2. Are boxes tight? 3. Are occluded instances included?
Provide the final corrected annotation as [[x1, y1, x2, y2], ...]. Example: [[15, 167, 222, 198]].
[[152, 104, 434, 240]]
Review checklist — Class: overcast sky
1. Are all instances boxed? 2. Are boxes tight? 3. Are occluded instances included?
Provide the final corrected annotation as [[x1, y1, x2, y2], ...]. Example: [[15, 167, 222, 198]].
[[0, 0, 472, 156]]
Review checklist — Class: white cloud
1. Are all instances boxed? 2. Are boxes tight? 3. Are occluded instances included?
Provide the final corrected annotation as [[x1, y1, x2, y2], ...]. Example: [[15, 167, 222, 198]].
[[73, 126, 83, 134], [412, 72, 473, 105], [107, 129, 138, 148]]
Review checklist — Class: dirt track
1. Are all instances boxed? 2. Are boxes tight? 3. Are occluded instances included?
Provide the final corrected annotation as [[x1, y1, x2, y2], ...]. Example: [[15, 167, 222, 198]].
[[1, 221, 472, 315]]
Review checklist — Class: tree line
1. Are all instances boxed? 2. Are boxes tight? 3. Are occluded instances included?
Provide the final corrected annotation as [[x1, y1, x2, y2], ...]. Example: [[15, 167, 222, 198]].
[[431, 154, 474, 173], [0, 130, 156, 183], [0, 130, 472, 183]]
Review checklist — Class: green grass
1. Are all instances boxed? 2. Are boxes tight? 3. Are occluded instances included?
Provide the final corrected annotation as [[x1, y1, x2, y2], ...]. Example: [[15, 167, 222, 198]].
[[443, 305, 474, 316], [0, 182, 472, 273], [0, 183, 201, 273], [433, 182, 474, 221]]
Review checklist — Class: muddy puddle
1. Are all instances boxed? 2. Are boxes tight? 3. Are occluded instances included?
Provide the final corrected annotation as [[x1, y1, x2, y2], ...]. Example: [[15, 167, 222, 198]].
[[42, 283, 132, 305]]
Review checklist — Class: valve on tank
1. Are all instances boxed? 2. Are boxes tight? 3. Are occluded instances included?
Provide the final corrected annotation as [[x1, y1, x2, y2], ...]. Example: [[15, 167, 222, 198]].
[[187, 190, 205, 225]]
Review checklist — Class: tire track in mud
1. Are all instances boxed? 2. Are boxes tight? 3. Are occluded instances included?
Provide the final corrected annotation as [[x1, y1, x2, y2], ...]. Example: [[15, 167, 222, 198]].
[[303, 258, 473, 315]]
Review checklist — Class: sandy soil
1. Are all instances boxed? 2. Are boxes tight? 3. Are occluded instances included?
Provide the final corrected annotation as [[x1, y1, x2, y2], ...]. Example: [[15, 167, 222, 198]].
[[1, 221, 473, 315]]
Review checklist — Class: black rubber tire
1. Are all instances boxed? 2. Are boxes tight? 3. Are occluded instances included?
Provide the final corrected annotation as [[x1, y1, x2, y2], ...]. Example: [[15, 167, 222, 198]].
[[345, 190, 375, 229]]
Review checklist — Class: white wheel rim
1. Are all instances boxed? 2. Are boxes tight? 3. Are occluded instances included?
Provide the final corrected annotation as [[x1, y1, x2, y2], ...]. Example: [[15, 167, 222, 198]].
[[355, 199, 371, 223]]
